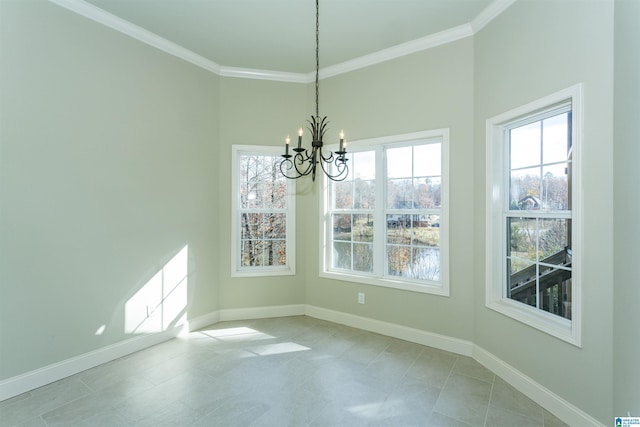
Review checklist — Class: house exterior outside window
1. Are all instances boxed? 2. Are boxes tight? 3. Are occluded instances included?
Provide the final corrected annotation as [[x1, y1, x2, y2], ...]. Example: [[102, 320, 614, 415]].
[[485, 85, 583, 346]]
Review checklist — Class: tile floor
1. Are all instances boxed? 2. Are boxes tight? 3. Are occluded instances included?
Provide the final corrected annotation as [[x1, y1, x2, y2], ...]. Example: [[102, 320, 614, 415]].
[[0, 316, 568, 426]]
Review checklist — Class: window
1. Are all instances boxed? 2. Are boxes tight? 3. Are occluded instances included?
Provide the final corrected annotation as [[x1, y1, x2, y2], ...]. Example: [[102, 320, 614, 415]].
[[486, 84, 582, 346], [231, 145, 295, 276], [321, 130, 449, 296]]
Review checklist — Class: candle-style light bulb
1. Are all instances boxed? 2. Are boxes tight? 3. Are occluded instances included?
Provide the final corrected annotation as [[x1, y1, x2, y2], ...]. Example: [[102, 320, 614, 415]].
[[285, 135, 290, 155], [297, 128, 303, 149]]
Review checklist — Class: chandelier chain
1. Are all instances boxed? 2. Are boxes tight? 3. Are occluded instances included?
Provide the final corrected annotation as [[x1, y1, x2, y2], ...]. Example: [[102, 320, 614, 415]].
[[315, 0, 320, 119], [279, 0, 348, 182]]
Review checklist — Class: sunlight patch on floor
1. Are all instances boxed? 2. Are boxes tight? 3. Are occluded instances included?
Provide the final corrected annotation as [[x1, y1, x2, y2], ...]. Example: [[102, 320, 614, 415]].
[[247, 341, 310, 356]]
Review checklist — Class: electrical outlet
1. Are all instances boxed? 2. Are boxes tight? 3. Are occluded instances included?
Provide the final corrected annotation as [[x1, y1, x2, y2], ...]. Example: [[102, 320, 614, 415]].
[[358, 292, 365, 304]]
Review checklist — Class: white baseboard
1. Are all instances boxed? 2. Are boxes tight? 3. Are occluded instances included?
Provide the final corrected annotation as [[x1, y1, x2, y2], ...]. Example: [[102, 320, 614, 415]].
[[186, 310, 221, 332], [0, 303, 606, 427], [219, 304, 306, 322], [0, 305, 305, 402], [473, 345, 605, 427], [305, 305, 474, 357], [305, 305, 604, 426], [0, 324, 185, 402]]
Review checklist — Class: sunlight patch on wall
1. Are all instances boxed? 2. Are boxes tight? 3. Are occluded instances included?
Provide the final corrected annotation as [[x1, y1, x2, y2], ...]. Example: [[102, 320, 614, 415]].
[[125, 245, 188, 334]]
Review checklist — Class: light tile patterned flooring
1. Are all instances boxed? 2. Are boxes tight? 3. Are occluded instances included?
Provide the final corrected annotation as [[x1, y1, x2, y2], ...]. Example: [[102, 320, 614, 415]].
[[0, 316, 568, 426]]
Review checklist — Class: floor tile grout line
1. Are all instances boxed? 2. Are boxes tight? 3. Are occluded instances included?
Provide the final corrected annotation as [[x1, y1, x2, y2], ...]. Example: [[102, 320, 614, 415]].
[[482, 373, 496, 427], [37, 391, 98, 426], [360, 337, 393, 371], [431, 354, 476, 427], [6, 317, 565, 426], [387, 345, 426, 396]]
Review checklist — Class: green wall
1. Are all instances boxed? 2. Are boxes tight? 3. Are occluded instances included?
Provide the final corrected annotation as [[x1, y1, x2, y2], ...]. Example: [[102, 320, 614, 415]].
[[217, 77, 307, 309], [304, 38, 476, 341], [473, 0, 614, 422], [2, 0, 634, 422], [0, 0, 220, 379], [613, 0, 640, 417]]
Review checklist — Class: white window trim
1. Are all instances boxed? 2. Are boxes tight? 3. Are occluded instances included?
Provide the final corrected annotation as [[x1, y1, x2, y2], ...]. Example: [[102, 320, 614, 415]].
[[231, 145, 296, 277], [485, 84, 583, 347], [320, 129, 450, 296]]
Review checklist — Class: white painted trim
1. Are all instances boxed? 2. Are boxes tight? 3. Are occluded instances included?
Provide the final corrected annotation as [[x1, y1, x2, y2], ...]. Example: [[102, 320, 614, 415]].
[[319, 129, 450, 297], [219, 305, 306, 322], [48, 0, 511, 83], [305, 305, 472, 357], [471, 0, 517, 33], [0, 304, 603, 426], [473, 345, 605, 427], [230, 145, 296, 278], [186, 311, 221, 332], [0, 324, 185, 402], [319, 24, 473, 79], [47, 0, 221, 75], [0, 304, 305, 402], [484, 84, 583, 347], [219, 67, 310, 84], [305, 305, 601, 424]]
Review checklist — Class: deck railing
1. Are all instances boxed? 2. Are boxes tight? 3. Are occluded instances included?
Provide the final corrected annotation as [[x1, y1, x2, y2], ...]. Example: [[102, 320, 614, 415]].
[[508, 248, 572, 319]]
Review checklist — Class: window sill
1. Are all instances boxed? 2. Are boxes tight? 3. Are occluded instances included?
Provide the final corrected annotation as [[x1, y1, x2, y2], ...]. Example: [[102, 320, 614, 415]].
[[320, 269, 450, 296], [232, 267, 296, 278], [486, 298, 580, 347]]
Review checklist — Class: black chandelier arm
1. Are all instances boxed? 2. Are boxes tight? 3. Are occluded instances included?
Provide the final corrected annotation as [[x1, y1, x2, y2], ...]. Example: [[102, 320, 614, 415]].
[[318, 146, 336, 163], [280, 149, 314, 180], [280, 146, 348, 182], [317, 147, 349, 181], [277, 0, 349, 183]]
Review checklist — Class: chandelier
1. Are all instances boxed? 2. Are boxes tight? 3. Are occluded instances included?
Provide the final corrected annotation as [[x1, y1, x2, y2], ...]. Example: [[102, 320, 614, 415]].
[[280, 0, 349, 182]]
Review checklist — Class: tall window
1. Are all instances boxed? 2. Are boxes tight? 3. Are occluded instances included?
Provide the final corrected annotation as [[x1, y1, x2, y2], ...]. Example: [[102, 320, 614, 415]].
[[386, 143, 443, 282], [322, 130, 449, 296], [486, 85, 582, 346], [231, 145, 295, 276]]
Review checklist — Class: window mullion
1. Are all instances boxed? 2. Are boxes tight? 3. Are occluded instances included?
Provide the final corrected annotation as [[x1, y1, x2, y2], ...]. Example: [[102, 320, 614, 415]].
[[487, 85, 581, 345], [232, 146, 294, 276], [375, 146, 386, 277], [322, 131, 448, 294]]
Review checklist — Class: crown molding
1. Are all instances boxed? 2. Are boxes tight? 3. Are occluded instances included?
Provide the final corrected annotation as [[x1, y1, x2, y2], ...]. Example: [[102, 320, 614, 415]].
[[320, 23, 473, 79], [48, 0, 515, 83], [471, 0, 518, 33], [219, 66, 310, 84], [48, 0, 221, 75]]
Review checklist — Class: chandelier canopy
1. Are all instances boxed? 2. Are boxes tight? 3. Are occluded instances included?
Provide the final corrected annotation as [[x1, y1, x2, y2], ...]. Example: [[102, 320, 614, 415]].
[[280, 0, 349, 182]]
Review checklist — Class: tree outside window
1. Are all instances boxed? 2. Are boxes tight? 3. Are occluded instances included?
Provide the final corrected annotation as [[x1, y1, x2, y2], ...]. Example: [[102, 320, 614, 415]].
[[232, 146, 295, 276]]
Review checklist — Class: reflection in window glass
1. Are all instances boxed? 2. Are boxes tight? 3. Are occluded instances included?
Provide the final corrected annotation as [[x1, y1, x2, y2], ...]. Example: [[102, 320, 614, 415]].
[[330, 151, 376, 273], [237, 152, 290, 270], [506, 110, 572, 320], [327, 138, 444, 286]]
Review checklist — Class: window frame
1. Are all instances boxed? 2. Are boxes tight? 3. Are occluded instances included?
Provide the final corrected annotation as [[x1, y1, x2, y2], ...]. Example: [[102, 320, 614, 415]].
[[231, 145, 296, 277], [320, 129, 450, 296], [485, 84, 583, 346]]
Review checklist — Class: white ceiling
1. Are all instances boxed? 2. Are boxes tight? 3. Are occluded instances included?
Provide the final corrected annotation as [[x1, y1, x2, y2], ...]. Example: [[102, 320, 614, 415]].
[[73, 0, 504, 76]]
